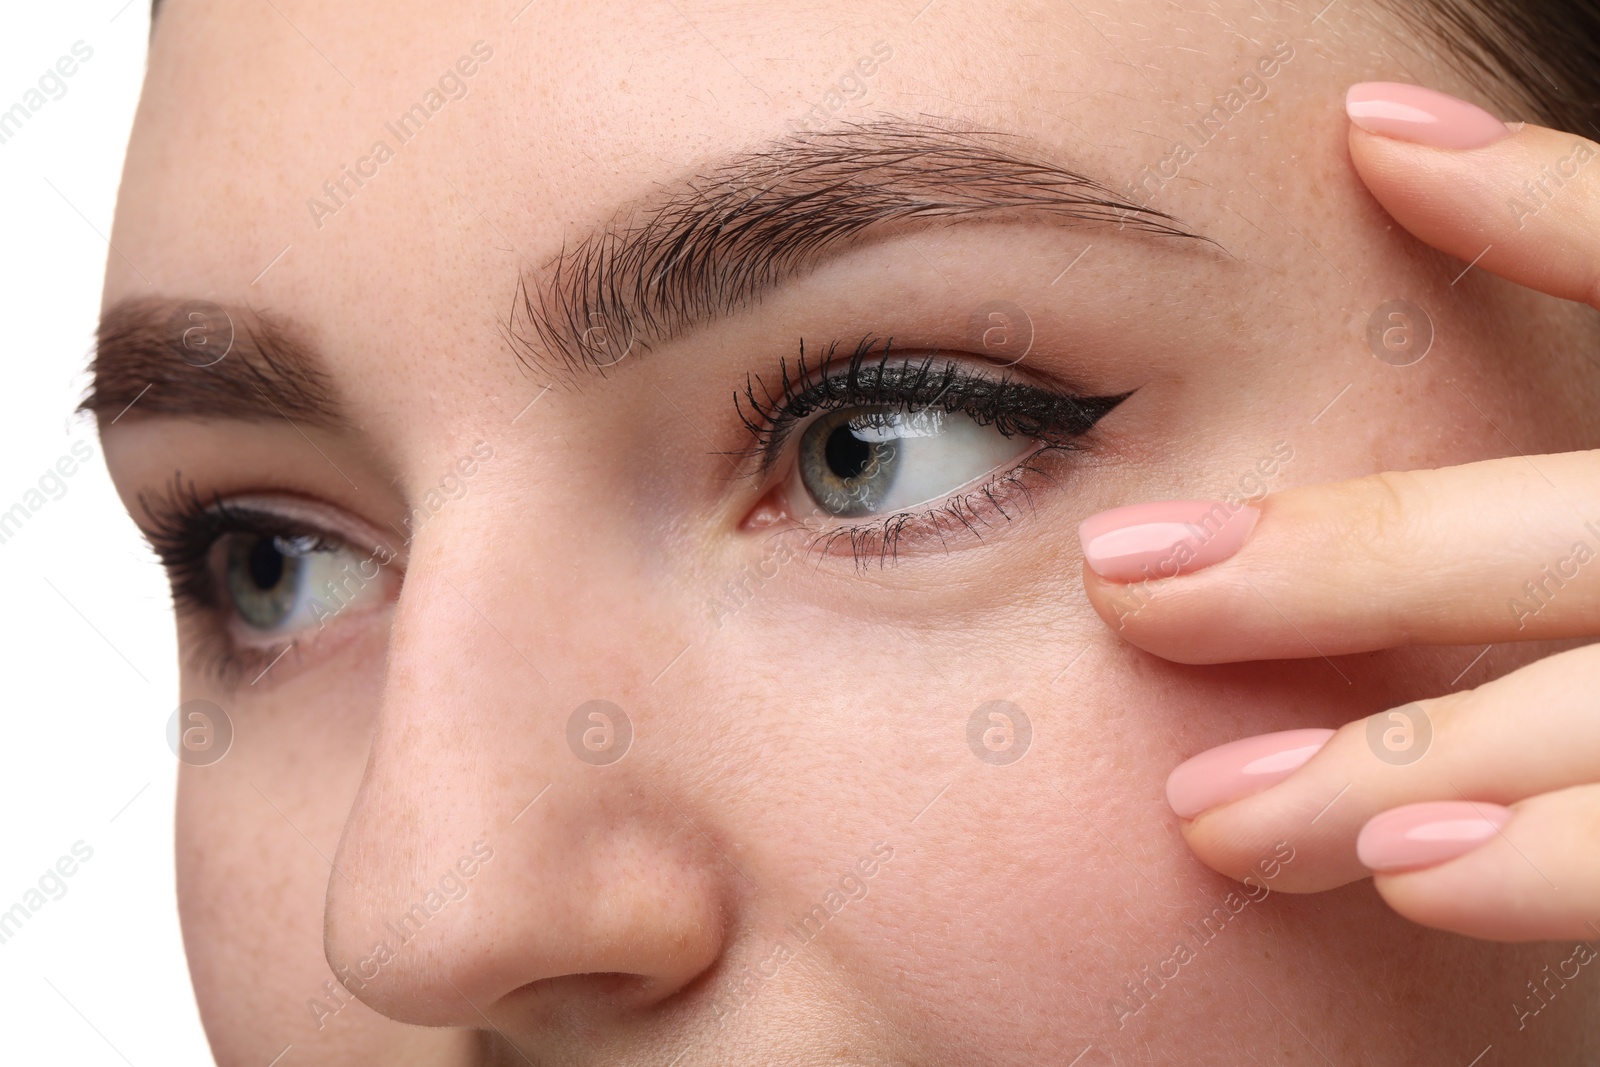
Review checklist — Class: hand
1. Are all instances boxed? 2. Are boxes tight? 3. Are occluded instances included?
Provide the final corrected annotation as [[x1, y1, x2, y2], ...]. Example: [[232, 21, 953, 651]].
[[1074, 82, 1600, 942]]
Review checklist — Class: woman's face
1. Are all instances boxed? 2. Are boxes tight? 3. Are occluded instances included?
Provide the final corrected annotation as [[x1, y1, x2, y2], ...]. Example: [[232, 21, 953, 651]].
[[99, 0, 1600, 1062]]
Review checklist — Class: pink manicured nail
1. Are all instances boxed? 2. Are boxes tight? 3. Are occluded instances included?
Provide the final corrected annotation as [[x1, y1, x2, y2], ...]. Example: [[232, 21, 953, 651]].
[[1345, 82, 1512, 149], [1357, 801, 1512, 872], [1166, 728, 1335, 819], [1078, 499, 1259, 583]]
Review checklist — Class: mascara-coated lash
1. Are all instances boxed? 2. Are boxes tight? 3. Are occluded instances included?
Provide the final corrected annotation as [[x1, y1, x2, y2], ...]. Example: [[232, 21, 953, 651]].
[[137, 475, 339, 616], [733, 335, 1130, 477]]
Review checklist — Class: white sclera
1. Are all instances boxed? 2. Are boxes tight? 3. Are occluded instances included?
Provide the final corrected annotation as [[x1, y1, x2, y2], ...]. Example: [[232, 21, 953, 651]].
[[796, 407, 1028, 518], [227, 534, 386, 635]]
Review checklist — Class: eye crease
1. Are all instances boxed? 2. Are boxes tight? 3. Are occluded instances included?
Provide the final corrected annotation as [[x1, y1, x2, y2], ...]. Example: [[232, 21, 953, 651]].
[[735, 337, 1131, 564]]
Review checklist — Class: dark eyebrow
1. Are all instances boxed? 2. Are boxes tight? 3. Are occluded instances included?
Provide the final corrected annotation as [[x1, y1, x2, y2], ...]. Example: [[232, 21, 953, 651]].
[[509, 118, 1214, 380], [82, 297, 345, 427]]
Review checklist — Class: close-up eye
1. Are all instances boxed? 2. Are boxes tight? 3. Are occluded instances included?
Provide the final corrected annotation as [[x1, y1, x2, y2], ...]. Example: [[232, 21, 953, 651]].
[[793, 404, 1026, 518], [135, 478, 400, 678], [738, 338, 1130, 558], [220, 530, 382, 635]]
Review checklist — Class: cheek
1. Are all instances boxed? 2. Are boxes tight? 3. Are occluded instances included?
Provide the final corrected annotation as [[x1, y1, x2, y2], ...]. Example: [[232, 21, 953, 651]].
[[694, 605, 1186, 1050], [173, 636, 435, 1062], [707, 604, 1530, 1053]]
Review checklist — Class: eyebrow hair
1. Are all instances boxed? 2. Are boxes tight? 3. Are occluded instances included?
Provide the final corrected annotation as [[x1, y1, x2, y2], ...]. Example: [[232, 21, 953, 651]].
[[509, 118, 1212, 380], [82, 297, 345, 427]]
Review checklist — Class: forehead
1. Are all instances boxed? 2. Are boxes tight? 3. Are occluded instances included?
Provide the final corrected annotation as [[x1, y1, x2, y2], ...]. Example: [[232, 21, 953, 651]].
[[108, 0, 1370, 413]]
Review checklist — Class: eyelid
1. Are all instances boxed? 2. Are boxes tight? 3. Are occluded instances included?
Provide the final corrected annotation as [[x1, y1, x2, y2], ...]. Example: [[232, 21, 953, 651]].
[[212, 494, 410, 567], [731, 338, 1132, 567], [139, 477, 407, 576], [733, 334, 1130, 480]]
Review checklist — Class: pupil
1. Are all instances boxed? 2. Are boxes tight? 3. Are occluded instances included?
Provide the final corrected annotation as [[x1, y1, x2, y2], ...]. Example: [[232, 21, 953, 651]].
[[248, 537, 285, 590], [825, 425, 873, 481]]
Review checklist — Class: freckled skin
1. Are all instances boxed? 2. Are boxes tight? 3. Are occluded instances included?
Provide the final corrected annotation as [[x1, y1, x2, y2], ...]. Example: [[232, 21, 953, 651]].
[[99, 0, 1600, 1064]]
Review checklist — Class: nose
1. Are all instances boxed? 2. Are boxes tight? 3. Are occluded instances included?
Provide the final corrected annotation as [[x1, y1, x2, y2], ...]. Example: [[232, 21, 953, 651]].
[[322, 518, 729, 1031]]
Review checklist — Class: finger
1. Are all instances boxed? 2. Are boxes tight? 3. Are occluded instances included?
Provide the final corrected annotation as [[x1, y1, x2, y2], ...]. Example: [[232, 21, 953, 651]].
[[1078, 451, 1600, 664], [1165, 644, 1600, 894], [1368, 786, 1600, 942], [1345, 82, 1600, 309]]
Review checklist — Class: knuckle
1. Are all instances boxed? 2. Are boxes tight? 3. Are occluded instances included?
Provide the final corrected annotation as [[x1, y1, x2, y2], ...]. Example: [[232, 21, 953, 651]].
[[1415, 690, 1463, 736], [1314, 470, 1434, 576], [1354, 470, 1433, 551]]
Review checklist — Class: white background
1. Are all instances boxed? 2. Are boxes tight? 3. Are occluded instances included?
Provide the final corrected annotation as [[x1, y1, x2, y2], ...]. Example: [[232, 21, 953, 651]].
[[0, 1, 213, 1062]]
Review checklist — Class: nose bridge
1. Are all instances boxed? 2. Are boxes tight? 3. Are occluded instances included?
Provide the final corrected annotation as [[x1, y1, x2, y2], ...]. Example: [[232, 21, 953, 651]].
[[322, 510, 727, 1026]]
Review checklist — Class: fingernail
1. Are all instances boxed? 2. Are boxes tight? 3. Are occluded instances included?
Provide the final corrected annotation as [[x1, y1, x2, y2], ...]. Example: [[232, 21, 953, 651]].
[[1357, 801, 1512, 872], [1078, 499, 1259, 583], [1345, 82, 1513, 149], [1166, 728, 1335, 819]]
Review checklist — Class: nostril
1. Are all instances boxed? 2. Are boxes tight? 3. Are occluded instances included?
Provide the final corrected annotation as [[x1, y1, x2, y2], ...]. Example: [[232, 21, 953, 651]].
[[498, 971, 661, 1017]]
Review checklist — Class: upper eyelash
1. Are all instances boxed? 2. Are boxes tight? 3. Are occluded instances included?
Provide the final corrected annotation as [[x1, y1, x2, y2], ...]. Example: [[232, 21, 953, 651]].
[[730, 335, 1131, 566], [136, 474, 338, 615], [732, 335, 1130, 478]]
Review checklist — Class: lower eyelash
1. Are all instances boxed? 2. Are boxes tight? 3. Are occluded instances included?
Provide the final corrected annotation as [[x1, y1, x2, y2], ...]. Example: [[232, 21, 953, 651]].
[[808, 441, 1078, 569], [735, 336, 1127, 567], [182, 626, 300, 690]]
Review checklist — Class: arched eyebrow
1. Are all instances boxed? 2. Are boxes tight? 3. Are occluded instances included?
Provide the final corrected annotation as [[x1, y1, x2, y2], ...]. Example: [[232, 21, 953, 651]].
[[509, 117, 1214, 381], [81, 298, 345, 427], [84, 121, 1213, 426]]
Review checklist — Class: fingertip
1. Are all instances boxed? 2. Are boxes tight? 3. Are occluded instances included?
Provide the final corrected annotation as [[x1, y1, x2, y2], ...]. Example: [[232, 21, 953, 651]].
[[1356, 801, 1510, 872], [1344, 81, 1513, 149], [1077, 499, 1258, 584], [1165, 728, 1336, 819]]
